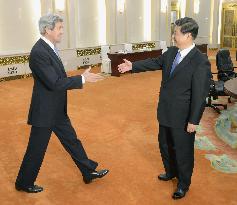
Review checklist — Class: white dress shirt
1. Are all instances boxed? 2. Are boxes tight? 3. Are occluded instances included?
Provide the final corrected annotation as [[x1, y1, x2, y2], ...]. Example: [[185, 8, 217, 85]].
[[177, 43, 195, 64]]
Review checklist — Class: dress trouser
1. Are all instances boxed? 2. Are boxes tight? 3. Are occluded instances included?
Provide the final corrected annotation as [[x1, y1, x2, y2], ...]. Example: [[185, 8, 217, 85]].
[[158, 125, 195, 190], [16, 118, 98, 187]]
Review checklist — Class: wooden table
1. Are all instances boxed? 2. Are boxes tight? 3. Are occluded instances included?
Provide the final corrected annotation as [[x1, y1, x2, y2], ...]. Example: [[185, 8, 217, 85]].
[[224, 78, 237, 98], [108, 49, 162, 77]]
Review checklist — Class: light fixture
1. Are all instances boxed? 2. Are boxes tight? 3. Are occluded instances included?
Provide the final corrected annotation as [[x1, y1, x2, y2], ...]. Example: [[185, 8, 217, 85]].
[[144, 0, 151, 41], [98, 0, 106, 45], [179, 0, 186, 18], [194, 0, 200, 14], [55, 0, 65, 12], [161, 0, 168, 13], [218, 0, 223, 44], [117, 0, 125, 13]]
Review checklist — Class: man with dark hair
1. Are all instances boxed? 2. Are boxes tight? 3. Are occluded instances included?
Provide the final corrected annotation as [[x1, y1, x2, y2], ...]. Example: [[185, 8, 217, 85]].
[[175, 17, 199, 39], [15, 14, 109, 193], [118, 17, 211, 199]]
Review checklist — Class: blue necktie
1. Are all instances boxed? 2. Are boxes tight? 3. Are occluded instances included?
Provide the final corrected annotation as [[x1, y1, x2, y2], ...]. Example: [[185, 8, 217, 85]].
[[54, 46, 60, 59], [54, 46, 65, 74], [170, 52, 181, 76]]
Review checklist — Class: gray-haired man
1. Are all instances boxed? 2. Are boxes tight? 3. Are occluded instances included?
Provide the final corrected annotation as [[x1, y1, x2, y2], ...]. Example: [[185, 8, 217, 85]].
[[15, 14, 108, 193]]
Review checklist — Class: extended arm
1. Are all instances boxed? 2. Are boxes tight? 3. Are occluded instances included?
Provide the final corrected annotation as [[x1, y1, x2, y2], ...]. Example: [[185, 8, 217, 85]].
[[118, 54, 164, 74], [30, 51, 104, 91]]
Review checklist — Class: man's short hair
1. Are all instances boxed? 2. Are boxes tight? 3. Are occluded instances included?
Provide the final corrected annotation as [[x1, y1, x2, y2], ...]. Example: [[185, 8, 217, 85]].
[[175, 17, 199, 39], [39, 14, 63, 35]]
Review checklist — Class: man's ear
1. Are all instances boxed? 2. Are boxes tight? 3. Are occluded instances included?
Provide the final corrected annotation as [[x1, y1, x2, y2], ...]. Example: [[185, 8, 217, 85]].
[[45, 27, 50, 35], [187, 32, 192, 39]]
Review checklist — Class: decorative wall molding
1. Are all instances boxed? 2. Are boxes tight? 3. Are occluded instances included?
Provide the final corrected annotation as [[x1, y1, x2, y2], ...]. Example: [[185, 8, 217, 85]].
[[0, 74, 32, 82], [132, 42, 156, 50], [0, 41, 163, 82], [0, 55, 29, 66], [76, 47, 101, 57], [77, 63, 102, 70]]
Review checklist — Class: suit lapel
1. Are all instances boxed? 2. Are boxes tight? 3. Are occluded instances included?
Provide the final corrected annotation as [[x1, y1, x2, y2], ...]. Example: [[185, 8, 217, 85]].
[[168, 47, 198, 81], [39, 39, 66, 75]]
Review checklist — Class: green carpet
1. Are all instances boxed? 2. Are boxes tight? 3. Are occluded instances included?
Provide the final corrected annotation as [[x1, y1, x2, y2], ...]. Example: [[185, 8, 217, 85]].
[[205, 154, 237, 173], [195, 136, 216, 151]]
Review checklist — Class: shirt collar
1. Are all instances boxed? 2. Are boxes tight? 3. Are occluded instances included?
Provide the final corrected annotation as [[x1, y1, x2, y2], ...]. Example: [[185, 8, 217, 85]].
[[41, 36, 55, 51], [178, 43, 195, 58]]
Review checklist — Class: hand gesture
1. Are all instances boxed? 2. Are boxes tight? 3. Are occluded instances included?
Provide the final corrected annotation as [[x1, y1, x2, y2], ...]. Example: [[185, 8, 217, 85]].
[[82, 66, 105, 83], [118, 59, 132, 73]]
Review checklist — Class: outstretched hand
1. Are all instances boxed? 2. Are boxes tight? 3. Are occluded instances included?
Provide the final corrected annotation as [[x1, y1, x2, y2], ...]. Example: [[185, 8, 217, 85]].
[[82, 67, 105, 83], [118, 59, 132, 73]]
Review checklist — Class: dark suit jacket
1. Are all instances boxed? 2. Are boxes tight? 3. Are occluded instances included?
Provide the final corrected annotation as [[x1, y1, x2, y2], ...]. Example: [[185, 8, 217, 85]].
[[132, 46, 212, 128], [28, 39, 83, 127]]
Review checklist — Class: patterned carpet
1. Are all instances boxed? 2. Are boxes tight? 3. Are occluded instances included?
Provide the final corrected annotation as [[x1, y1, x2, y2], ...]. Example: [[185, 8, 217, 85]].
[[194, 49, 237, 173], [0, 49, 236, 205]]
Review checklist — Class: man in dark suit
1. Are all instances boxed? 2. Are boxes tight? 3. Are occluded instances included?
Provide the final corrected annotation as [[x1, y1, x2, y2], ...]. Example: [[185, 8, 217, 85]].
[[118, 17, 211, 199], [15, 14, 109, 193]]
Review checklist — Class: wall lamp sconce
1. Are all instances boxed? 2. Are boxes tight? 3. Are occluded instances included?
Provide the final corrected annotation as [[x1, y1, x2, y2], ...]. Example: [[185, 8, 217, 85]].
[[117, 0, 125, 13], [194, 0, 200, 14], [55, 0, 65, 12], [161, 0, 168, 13], [178, 0, 186, 17]]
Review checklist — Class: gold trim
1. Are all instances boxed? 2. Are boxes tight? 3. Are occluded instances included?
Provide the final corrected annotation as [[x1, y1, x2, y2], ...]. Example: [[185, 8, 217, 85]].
[[76, 48, 101, 57], [221, 4, 237, 48], [171, 2, 180, 14], [0, 73, 32, 82], [77, 63, 102, 70], [25, 73, 32, 78], [209, 48, 218, 50], [0, 55, 29, 66], [132, 42, 156, 50], [223, 3, 237, 9]]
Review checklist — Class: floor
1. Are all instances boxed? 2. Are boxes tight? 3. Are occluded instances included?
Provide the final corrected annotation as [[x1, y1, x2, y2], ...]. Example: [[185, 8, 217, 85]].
[[0, 49, 236, 205]]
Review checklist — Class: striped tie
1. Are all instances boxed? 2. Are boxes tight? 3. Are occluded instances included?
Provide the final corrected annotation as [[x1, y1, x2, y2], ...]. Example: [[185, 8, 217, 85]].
[[170, 52, 181, 76], [54, 46, 60, 59]]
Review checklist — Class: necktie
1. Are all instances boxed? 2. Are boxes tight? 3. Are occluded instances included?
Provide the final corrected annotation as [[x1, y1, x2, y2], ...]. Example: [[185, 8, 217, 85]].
[[170, 52, 181, 76], [54, 46, 65, 74], [54, 46, 60, 59]]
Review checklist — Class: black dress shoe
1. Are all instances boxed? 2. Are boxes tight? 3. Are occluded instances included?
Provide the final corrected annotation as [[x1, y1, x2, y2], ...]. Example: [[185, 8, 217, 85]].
[[83, 169, 109, 184], [158, 173, 175, 181], [15, 183, 43, 193], [172, 188, 188, 200]]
